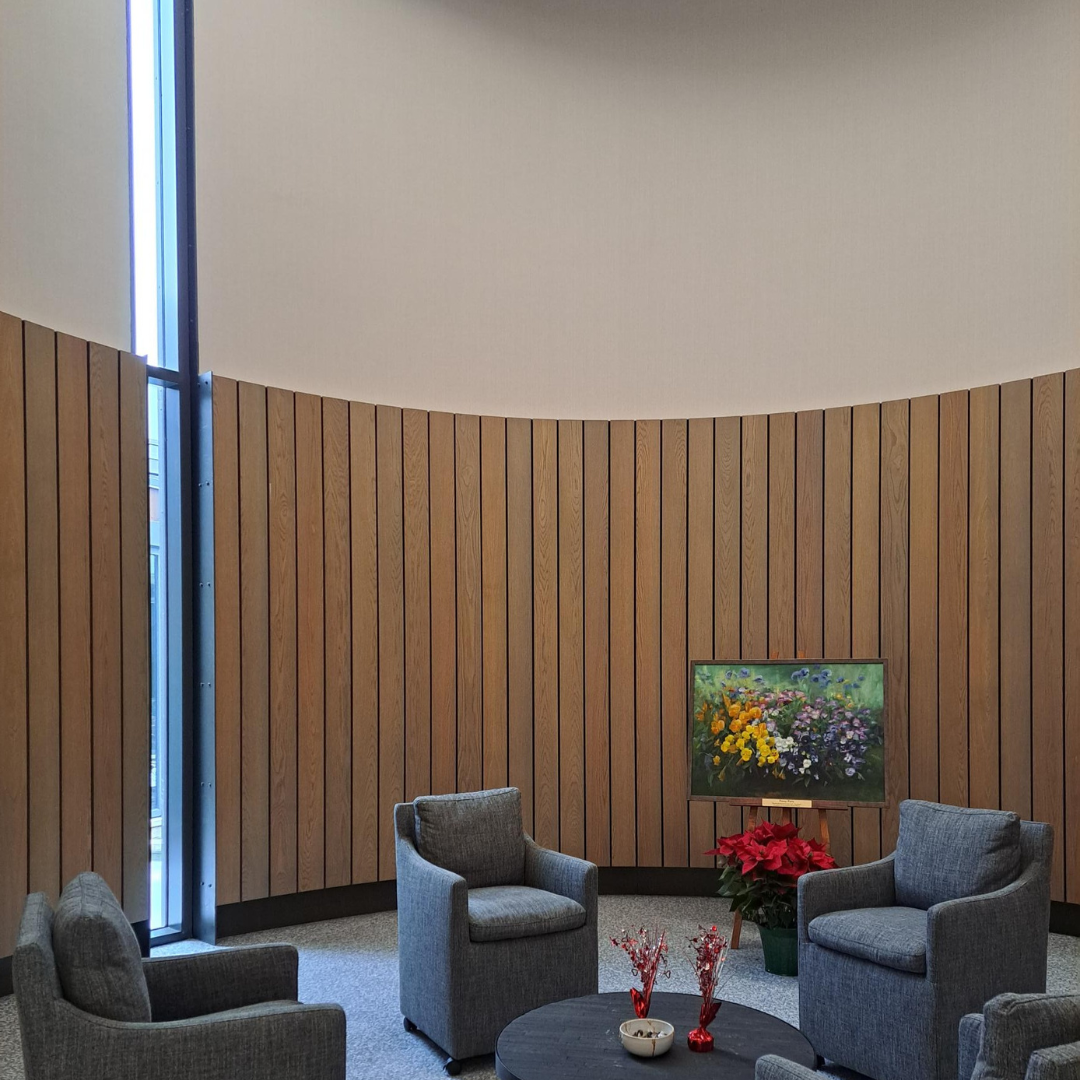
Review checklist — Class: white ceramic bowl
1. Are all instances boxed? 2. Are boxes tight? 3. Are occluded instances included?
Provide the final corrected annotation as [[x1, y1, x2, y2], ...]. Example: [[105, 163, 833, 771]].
[[619, 1018, 675, 1058]]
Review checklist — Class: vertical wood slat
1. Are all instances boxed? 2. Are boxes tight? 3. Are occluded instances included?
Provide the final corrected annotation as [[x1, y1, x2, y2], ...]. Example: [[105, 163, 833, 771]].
[[89, 344, 123, 897], [559, 421, 585, 859], [0, 312, 27, 955], [1032, 374, 1065, 900], [377, 406, 405, 880], [852, 404, 881, 864], [404, 409, 432, 800], [1065, 369, 1080, 904], [119, 354, 149, 921], [480, 416, 508, 791], [455, 415, 483, 794], [968, 385, 1000, 811], [296, 393, 325, 891], [322, 398, 352, 888], [506, 418, 534, 831], [429, 412, 457, 796], [999, 381, 1031, 821], [661, 420, 688, 866], [350, 402, 379, 882], [688, 418, 715, 866], [267, 387, 298, 895], [938, 391, 969, 811], [635, 419, 662, 865], [584, 421, 611, 866], [823, 407, 853, 865], [533, 419, 560, 851], [25, 324, 60, 904], [880, 400, 909, 851], [238, 382, 270, 901], [741, 415, 768, 660], [609, 421, 637, 865], [211, 376, 241, 905], [768, 414, 795, 660]]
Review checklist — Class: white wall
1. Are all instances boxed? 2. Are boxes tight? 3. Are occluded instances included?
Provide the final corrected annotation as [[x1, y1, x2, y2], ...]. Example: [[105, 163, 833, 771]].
[[194, 0, 1080, 419], [0, 0, 132, 349]]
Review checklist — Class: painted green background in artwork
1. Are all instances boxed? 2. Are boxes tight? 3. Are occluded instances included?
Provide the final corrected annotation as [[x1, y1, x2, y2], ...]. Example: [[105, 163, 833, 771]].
[[690, 662, 886, 804]]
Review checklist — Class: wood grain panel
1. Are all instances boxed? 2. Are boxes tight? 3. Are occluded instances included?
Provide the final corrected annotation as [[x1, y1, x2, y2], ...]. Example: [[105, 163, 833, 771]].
[[880, 400, 909, 851], [584, 420, 611, 866], [25, 324, 60, 903], [119, 354, 149, 921], [455, 415, 483, 795], [999, 380, 1031, 821], [429, 412, 458, 796], [89, 344, 123, 897], [609, 420, 637, 865], [0, 312, 27, 955], [968, 385, 1000, 811], [533, 419, 560, 850], [852, 404, 881, 864], [481, 415, 507, 791], [938, 391, 969, 812], [823, 407, 853, 865], [768, 414, 795, 659], [1066, 370, 1080, 903], [350, 402, 379, 882], [296, 393, 325, 891], [210, 376, 241, 904], [688, 418, 715, 866], [661, 420, 688, 866], [741, 415, 768, 661], [323, 397, 352, 888], [559, 421, 585, 859], [506, 418, 534, 831], [635, 419, 662, 865], [404, 408, 432, 800], [1031, 374, 1065, 900], [908, 396, 939, 804], [377, 406, 405, 880], [267, 387, 298, 895]]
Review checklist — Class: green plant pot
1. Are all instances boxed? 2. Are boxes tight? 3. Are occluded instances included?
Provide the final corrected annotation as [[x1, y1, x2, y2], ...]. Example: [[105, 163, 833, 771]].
[[759, 925, 799, 976]]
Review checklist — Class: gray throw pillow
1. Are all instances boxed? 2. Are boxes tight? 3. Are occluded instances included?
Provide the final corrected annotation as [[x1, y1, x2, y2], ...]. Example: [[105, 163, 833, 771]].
[[53, 872, 151, 1022], [894, 800, 1020, 909], [413, 787, 525, 888], [972, 994, 1080, 1080]]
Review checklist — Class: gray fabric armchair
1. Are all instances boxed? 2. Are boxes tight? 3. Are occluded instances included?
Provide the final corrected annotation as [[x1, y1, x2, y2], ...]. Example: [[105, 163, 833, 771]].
[[14, 874, 345, 1080], [797, 801, 1053, 1080], [396, 787, 598, 1072]]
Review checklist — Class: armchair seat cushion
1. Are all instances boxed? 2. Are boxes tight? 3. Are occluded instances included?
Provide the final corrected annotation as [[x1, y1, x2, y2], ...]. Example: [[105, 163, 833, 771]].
[[467, 885, 587, 943], [808, 905, 927, 974]]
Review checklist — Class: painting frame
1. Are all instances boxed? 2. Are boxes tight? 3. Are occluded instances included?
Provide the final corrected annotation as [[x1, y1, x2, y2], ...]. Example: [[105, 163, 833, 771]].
[[687, 658, 890, 810]]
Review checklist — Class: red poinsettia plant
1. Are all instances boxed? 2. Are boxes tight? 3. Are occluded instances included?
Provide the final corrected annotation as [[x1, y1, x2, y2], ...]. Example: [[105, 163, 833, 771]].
[[705, 821, 836, 929]]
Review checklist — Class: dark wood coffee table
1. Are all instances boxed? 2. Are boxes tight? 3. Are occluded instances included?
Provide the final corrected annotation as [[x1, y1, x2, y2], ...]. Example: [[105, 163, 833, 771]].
[[495, 992, 818, 1080]]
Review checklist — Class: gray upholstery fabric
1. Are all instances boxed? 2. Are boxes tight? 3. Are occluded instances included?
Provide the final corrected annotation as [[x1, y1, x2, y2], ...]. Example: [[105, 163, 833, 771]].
[[961, 1013, 986, 1080], [971, 994, 1080, 1080], [798, 808, 1053, 1080], [396, 798, 598, 1061], [894, 801, 1021, 910], [808, 905, 927, 974], [413, 787, 525, 889], [756, 1054, 822, 1080], [51, 873, 151, 1023], [1026, 1043, 1080, 1080], [467, 886, 586, 943], [13, 886, 346, 1080]]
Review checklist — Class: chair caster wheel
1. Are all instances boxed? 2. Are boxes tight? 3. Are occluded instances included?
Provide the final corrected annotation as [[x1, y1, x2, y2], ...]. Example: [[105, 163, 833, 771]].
[[403, 1017, 417, 1033], [444, 1057, 462, 1076]]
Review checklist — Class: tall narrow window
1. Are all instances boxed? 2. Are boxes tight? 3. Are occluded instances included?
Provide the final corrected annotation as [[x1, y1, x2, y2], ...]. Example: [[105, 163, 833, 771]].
[[130, 0, 187, 939]]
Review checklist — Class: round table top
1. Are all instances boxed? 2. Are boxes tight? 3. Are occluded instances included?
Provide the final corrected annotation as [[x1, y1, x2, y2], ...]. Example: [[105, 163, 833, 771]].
[[495, 992, 817, 1080]]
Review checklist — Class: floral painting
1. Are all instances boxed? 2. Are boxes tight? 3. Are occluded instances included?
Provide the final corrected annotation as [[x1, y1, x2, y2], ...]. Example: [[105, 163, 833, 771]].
[[689, 661, 886, 806]]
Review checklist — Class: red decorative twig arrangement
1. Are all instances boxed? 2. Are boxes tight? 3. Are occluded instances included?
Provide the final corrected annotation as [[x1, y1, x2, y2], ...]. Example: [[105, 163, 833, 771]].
[[686, 925, 729, 1052], [610, 927, 670, 1018]]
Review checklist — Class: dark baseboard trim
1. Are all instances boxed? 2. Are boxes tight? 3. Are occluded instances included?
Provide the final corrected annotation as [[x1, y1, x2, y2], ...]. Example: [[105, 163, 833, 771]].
[[0, 955, 10, 998], [597, 866, 719, 896], [1051, 901, 1080, 937]]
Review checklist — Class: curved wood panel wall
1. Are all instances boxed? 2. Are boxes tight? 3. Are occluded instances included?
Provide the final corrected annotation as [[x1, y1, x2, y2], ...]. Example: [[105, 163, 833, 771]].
[[207, 369, 1080, 909]]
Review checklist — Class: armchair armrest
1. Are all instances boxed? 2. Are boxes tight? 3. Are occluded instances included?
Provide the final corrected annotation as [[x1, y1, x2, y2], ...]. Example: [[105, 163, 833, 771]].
[[142, 944, 299, 1021], [55, 998, 346, 1080], [756, 1054, 820, 1080], [797, 854, 895, 941], [524, 837, 597, 914], [959, 1013, 984, 1080], [1027, 1042, 1080, 1080]]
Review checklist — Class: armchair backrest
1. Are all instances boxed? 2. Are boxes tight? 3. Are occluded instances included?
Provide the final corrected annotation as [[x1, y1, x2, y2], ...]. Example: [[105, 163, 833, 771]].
[[409, 787, 526, 888], [13, 893, 63, 1080], [970, 994, 1080, 1080]]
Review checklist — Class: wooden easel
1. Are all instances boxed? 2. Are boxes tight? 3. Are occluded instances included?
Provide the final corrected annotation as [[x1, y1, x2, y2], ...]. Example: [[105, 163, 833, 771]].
[[729, 806, 830, 950]]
